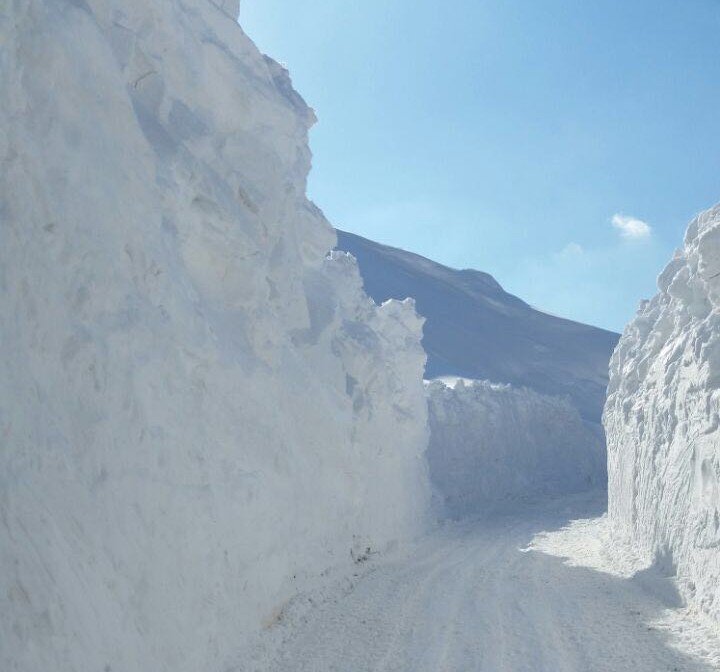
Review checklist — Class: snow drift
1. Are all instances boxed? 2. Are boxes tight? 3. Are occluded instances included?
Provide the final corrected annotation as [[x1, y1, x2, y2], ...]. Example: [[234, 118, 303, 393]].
[[427, 379, 605, 518], [606, 204, 720, 621], [0, 2, 430, 670]]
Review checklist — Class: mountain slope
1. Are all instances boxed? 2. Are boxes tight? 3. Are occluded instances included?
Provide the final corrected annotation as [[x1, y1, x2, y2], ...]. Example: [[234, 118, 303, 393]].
[[336, 230, 619, 423]]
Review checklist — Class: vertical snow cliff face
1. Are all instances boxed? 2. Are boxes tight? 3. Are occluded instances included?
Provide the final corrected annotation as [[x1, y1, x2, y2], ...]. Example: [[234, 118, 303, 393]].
[[606, 204, 720, 621], [0, 1, 430, 670], [427, 380, 605, 517]]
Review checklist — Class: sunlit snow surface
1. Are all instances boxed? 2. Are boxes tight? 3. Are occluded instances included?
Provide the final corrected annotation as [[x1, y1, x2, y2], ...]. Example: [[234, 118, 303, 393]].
[[0, 2, 429, 669], [249, 493, 720, 671], [530, 495, 720, 669], [606, 204, 720, 625]]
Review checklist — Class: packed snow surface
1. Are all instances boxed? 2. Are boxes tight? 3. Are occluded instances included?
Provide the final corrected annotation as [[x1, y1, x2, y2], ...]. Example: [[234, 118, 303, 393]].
[[427, 379, 606, 517], [0, 1, 430, 670], [337, 229, 619, 424], [606, 204, 720, 624], [530, 499, 720, 669], [249, 493, 717, 671]]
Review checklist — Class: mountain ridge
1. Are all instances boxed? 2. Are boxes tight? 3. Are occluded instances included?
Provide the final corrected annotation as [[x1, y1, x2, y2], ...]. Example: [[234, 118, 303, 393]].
[[336, 229, 620, 424]]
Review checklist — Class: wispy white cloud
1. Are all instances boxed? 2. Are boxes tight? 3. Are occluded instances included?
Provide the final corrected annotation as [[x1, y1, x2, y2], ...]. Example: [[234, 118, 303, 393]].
[[611, 214, 652, 240], [558, 242, 584, 257]]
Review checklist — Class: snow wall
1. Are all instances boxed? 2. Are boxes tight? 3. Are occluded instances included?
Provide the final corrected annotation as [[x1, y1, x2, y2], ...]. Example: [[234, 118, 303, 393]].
[[427, 379, 606, 518], [606, 204, 720, 621], [0, 2, 431, 670]]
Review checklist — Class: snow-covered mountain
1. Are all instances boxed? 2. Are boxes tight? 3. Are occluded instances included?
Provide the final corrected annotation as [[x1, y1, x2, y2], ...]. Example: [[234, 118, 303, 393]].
[[606, 204, 720, 623], [336, 230, 619, 424], [0, 2, 430, 670]]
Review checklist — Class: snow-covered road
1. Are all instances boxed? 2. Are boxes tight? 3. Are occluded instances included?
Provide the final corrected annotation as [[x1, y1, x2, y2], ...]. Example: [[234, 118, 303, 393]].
[[248, 494, 716, 671]]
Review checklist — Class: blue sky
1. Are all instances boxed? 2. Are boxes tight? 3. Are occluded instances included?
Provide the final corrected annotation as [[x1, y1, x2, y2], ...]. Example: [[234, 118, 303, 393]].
[[241, 1, 720, 332]]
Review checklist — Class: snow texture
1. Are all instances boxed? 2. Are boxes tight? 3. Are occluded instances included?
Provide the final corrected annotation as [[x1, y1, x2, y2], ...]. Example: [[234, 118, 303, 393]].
[[249, 493, 714, 672], [426, 379, 606, 518], [606, 203, 720, 623], [337, 229, 619, 425], [0, 2, 430, 670], [529, 496, 720, 670]]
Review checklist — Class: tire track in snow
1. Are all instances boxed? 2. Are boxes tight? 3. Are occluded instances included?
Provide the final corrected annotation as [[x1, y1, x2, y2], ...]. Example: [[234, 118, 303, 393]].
[[248, 496, 715, 671]]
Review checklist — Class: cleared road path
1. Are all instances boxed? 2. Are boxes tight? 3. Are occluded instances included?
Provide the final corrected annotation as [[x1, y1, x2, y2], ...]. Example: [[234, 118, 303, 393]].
[[249, 495, 713, 672]]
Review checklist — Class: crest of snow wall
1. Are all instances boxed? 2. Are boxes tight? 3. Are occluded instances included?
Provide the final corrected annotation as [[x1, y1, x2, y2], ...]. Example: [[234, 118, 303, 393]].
[[606, 204, 720, 621], [426, 380, 606, 518], [0, 1, 430, 670]]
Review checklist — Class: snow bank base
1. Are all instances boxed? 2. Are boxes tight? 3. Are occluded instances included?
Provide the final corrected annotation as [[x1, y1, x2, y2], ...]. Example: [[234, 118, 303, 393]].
[[426, 379, 606, 518]]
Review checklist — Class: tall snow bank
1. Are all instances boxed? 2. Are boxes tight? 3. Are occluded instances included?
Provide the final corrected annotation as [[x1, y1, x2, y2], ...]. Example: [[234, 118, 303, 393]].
[[606, 204, 720, 621], [0, 2, 429, 670], [426, 379, 605, 518]]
